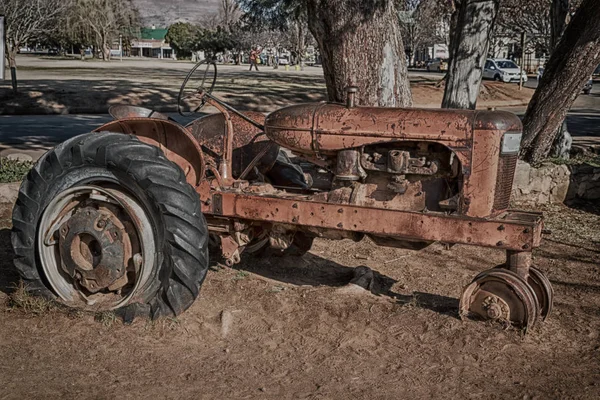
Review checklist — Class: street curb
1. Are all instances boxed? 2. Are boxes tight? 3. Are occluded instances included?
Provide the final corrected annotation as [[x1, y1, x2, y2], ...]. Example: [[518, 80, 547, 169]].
[[0, 105, 177, 116]]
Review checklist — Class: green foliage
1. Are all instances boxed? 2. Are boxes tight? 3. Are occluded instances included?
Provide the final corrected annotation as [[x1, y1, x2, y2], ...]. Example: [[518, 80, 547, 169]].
[[0, 158, 33, 183], [166, 22, 199, 59], [237, 0, 306, 32], [195, 26, 238, 59]]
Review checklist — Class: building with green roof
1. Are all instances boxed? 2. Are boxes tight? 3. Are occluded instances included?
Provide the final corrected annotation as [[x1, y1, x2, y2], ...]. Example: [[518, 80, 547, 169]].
[[131, 26, 173, 59]]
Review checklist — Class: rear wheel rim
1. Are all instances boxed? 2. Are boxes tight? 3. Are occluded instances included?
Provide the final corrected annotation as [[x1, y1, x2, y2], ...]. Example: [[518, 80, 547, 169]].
[[37, 185, 156, 310]]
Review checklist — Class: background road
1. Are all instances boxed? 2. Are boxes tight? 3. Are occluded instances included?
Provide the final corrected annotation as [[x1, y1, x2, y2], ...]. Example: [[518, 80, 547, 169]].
[[1, 57, 598, 160], [1, 107, 598, 161]]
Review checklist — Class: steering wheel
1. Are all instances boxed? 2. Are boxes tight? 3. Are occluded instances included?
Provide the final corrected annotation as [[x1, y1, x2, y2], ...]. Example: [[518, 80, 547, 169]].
[[178, 59, 217, 116]]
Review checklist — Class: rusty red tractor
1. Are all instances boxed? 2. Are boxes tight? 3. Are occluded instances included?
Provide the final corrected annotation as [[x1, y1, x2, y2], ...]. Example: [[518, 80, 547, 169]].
[[12, 61, 552, 329]]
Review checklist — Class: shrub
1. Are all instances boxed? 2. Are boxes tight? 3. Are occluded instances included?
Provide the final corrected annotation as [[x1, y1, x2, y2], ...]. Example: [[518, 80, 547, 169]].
[[0, 157, 33, 183]]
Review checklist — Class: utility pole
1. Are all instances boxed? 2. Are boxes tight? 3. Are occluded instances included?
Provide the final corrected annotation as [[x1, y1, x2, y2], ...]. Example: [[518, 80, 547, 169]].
[[519, 31, 526, 91], [0, 16, 5, 81]]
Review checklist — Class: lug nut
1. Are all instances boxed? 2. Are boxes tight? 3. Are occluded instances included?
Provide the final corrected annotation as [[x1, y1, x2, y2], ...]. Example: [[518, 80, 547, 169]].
[[97, 220, 106, 229], [486, 303, 502, 319]]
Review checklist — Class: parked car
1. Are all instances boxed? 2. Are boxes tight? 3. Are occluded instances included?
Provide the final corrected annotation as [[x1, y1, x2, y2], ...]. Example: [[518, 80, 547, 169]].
[[426, 58, 448, 72], [278, 54, 290, 65], [483, 59, 528, 83]]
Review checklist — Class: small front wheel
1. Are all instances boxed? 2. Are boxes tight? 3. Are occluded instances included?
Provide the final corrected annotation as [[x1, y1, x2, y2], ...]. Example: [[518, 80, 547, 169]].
[[459, 268, 539, 330]]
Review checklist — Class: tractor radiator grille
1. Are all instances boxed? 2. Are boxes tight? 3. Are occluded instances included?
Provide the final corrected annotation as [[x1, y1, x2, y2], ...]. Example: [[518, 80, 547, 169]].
[[493, 154, 518, 211]]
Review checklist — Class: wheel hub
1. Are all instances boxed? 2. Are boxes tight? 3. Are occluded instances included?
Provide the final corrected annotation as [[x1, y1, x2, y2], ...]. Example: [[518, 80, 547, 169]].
[[482, 294, 510, 320], [58, 206, 131, 293]]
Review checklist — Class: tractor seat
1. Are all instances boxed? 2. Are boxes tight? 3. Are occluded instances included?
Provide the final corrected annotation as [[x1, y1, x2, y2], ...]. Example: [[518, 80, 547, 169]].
[[186, 111, 280, 178]]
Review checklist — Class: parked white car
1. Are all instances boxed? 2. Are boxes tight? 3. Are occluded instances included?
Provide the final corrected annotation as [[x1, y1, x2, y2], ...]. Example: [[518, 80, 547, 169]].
[[278, 55, 290, 65], [483, 59, 528, 83]]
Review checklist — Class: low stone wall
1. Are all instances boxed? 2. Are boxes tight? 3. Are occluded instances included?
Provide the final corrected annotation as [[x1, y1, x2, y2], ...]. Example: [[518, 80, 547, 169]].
[[512, 160, 600, 204], [569, 163, 600, 201]]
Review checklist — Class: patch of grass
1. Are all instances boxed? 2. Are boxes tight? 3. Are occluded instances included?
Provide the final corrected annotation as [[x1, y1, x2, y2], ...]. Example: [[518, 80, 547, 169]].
[[548, 153, 600, 168], [268, 285, 286, 293], [143, 316, 182, 331], [95, 311, 117, 327], [0, 158, 33, 183], [6, 282, 57, 315], [233, 270, 249, 281]]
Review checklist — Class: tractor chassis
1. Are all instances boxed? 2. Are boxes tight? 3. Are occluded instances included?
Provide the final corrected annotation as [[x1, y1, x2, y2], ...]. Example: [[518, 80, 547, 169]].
[[201, 189, 542, 271]]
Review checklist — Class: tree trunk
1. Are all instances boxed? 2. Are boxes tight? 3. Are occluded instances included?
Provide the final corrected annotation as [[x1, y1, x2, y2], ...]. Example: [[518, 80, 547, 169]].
[[548, 0, 570, 158], [442, 0, 499, 109], [550, 0, 569, 51], [296, 21, 306, 71], [7, 47, 18, 93], [102, 37, 111, 61], [520, 0, 600, 164], [306, 0, 412, 107]]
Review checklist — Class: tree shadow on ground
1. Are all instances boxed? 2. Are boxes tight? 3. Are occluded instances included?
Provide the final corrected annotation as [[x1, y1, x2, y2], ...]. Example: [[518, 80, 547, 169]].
[[220, 250, 460, 318], [565, 199, 600, 217], [0, 69, 329, 116]]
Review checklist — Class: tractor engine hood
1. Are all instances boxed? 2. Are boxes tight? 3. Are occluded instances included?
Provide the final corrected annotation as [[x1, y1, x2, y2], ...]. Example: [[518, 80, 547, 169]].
[[264, 103, 521, 156], [264, 103, 478, 156]]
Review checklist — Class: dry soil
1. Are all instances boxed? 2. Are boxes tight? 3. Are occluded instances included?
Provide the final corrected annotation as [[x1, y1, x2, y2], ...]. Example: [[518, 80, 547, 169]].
[[0, 201, 599, 399]]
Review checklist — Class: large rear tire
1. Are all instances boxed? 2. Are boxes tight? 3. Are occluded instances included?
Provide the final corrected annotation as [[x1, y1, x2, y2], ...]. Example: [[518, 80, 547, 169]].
[[11, 132, 209, 321]]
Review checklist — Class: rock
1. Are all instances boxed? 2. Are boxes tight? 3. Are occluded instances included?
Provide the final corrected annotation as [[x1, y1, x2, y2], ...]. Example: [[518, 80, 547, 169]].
[[336, 283, 369, 296], [513, 160, 531, 189], [553, 178, 570, 202], [540, 176, 552, 195], [337, 266, 375, 295], [349, 266, 374, 290], [0, 182, 20, 204], [512, 161, 573, 205], [220, 310, 235, 338]]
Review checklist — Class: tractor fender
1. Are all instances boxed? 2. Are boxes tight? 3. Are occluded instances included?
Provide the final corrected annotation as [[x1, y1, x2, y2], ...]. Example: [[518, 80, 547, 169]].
[[94, 118, 204, 187]]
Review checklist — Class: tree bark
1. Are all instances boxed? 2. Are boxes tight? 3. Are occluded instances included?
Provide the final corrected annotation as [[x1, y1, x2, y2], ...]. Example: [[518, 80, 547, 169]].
[[103, 43, 111, 61], [306, 0, 412, 107], [295, 20, 306, 71], [550, 0, 569, 51], [547, 0, 570, 158], [442, 0, 499, 109], [520, 0, 600, 164], [7, 46, 18, 93]]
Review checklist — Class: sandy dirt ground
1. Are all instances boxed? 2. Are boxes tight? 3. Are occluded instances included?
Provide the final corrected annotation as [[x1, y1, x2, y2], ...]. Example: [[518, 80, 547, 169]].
[[0, 199, 598, 399], [0, 55, 534, 115]]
